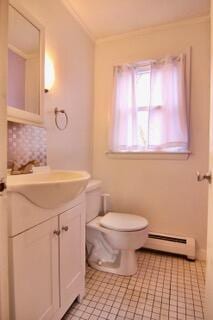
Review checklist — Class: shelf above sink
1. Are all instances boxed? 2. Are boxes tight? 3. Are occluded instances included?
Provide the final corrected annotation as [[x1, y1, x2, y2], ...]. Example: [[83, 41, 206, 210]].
[[7, 170, 90, 209]]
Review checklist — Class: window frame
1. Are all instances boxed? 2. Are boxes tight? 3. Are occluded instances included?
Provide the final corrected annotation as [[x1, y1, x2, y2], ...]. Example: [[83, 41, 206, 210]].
[[107, 48, 191, 160]]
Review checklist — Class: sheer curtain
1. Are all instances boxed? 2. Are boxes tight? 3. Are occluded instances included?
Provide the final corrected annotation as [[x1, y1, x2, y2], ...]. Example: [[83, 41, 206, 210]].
[[148, 55, 188, 151], [110, 55, 189, 152], [110, 65, 139, 151]]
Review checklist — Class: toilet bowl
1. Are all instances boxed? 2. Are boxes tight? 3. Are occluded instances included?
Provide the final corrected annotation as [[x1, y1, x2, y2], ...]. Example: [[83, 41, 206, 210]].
[[85, 180, 149, 276]]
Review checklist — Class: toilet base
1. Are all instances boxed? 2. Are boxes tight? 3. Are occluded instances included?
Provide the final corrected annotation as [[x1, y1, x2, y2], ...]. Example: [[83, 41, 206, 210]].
[[88, 249, 137, 276]]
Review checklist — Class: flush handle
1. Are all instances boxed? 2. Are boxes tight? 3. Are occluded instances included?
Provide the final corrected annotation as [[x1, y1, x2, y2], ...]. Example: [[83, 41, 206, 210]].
[[62, 226, 69, 232], [197, 171, 212, 184]]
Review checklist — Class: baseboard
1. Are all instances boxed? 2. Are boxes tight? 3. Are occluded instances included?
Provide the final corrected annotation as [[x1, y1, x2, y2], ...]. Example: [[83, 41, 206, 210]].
[[197, 248, 206, 261], [143, 231, 206, 261], [144, 232, 196, 260]]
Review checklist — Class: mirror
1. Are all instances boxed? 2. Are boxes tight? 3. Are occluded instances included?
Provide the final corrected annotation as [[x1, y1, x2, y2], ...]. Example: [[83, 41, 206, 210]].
[[7, 2, 44, 125]]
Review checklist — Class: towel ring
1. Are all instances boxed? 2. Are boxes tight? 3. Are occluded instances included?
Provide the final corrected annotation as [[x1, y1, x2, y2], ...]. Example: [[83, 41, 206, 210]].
[[54, 107, 69, 130]]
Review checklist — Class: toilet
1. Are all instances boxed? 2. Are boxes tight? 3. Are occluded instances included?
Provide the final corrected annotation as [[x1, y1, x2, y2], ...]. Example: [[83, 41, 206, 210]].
[[85, 180, 149, 276]]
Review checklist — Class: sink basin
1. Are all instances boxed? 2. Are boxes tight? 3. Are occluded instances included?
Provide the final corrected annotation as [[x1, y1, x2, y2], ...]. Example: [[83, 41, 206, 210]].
[[7, 170, 90, 209]]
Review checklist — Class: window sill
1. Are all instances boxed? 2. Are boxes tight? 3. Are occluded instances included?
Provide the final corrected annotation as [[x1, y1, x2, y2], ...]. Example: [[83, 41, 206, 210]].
[[105, 151, 191, 160]]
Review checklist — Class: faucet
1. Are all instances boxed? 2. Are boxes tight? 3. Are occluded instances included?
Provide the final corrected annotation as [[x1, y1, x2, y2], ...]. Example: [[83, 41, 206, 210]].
[[11, 160, 38, 175]]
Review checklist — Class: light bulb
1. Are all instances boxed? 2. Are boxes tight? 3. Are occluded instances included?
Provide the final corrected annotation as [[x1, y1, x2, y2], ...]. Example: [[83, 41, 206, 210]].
[[45, 54, 55, 92]]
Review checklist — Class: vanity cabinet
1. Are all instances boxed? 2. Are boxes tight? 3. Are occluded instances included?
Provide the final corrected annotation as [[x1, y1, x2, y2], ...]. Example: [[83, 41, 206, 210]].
[[10, 217, 59, 320], [9, 200, 85, 320], [60, 205, 85, 308]]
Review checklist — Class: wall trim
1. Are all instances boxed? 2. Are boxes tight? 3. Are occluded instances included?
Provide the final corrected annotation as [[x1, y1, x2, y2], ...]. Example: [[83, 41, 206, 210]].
[[197, 249, 206, 261], [106, 151, 191, 161], [56, 4, 209, 45], [60, 0, 95, 42], [96, 15, 210, 44]]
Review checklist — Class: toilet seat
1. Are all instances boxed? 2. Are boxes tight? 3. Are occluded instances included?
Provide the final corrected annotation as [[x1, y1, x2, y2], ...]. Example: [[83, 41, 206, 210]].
[[100, 212, 148, 232]]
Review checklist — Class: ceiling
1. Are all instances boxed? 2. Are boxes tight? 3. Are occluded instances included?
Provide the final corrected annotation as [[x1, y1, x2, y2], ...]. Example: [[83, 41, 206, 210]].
[[66, 0, 210, 39]]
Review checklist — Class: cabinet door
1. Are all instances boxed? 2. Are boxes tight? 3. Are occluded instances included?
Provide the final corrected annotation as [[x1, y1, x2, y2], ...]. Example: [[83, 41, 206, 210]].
[[10, 217, 59, 320], [60, 203, 85, 307]]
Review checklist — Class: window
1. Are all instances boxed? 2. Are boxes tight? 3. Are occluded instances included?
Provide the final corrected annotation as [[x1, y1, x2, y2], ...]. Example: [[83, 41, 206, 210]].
[[135, 66, 151, 150], [109, 55, 189, 154]]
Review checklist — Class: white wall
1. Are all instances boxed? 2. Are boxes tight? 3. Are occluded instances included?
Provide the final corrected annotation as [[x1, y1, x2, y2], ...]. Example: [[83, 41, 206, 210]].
[[93, 18, 210, 258], [17, 0, 94, 172]]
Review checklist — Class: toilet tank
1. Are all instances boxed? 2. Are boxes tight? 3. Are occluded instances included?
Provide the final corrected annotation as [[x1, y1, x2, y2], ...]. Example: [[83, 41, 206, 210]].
[[85, 180, 102, 223]]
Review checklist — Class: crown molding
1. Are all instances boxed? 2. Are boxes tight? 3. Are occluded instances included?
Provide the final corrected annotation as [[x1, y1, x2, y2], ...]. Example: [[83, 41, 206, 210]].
[[60, 0, 95, 42], [96, 15, 210, 44], [58, 3, 209, 45]]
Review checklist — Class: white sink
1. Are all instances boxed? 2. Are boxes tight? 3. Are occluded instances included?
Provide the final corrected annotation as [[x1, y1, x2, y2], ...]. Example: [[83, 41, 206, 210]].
[[7, 170, 90, 209]]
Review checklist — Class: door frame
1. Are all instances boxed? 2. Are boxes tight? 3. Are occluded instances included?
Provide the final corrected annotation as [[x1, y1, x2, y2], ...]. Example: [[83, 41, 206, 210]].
[[0, 0, 9, 319]]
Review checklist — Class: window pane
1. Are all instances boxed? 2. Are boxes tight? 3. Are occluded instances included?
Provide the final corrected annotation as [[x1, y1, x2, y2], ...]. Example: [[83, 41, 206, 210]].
[[136, 71, 150, 107], [137, 110, 148, 149]]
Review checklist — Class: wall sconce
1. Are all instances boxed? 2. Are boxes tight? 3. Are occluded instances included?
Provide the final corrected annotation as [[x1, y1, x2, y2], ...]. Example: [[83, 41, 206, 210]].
[[45, 54, 55, 93]]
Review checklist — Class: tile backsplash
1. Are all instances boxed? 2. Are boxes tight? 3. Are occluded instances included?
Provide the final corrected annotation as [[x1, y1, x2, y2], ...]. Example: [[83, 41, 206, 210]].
[[8, 122, 47, 168]]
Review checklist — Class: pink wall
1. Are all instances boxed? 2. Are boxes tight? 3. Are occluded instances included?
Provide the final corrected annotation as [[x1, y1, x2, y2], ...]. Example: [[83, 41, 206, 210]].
[[17, 0, 94, 172], [93, 18, 210, 259], [8, 49, 25, 109]]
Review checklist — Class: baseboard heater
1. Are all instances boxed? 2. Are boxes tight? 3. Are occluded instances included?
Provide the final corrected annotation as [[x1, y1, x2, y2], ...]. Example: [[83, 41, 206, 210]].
[[143, 232, 196, 260]]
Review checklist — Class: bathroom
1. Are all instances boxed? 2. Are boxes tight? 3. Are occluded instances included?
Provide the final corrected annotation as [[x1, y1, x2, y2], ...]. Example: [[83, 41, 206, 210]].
[[0, 0, 212, 319]]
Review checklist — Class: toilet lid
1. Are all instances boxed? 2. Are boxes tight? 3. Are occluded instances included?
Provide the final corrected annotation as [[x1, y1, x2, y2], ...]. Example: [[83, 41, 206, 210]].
[[100, 212, 148, 232]]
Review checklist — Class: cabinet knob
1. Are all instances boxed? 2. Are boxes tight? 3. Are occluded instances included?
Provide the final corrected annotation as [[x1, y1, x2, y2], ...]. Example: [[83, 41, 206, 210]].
[[62, 226, 69, 232], [53, 230, 60, 236]]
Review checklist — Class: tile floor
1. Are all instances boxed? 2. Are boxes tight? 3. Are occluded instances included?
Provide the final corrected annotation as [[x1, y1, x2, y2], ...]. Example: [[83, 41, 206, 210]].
[[63, 250, 206, 320]]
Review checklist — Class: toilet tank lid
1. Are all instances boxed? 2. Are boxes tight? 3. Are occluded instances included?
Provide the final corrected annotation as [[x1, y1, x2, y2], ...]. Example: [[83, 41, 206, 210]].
[[86, 180, 102, 192]]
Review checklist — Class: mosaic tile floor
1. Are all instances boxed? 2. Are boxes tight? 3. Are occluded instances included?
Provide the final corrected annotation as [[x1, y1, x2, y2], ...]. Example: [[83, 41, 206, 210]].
[[63, 250, 206, 320]]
